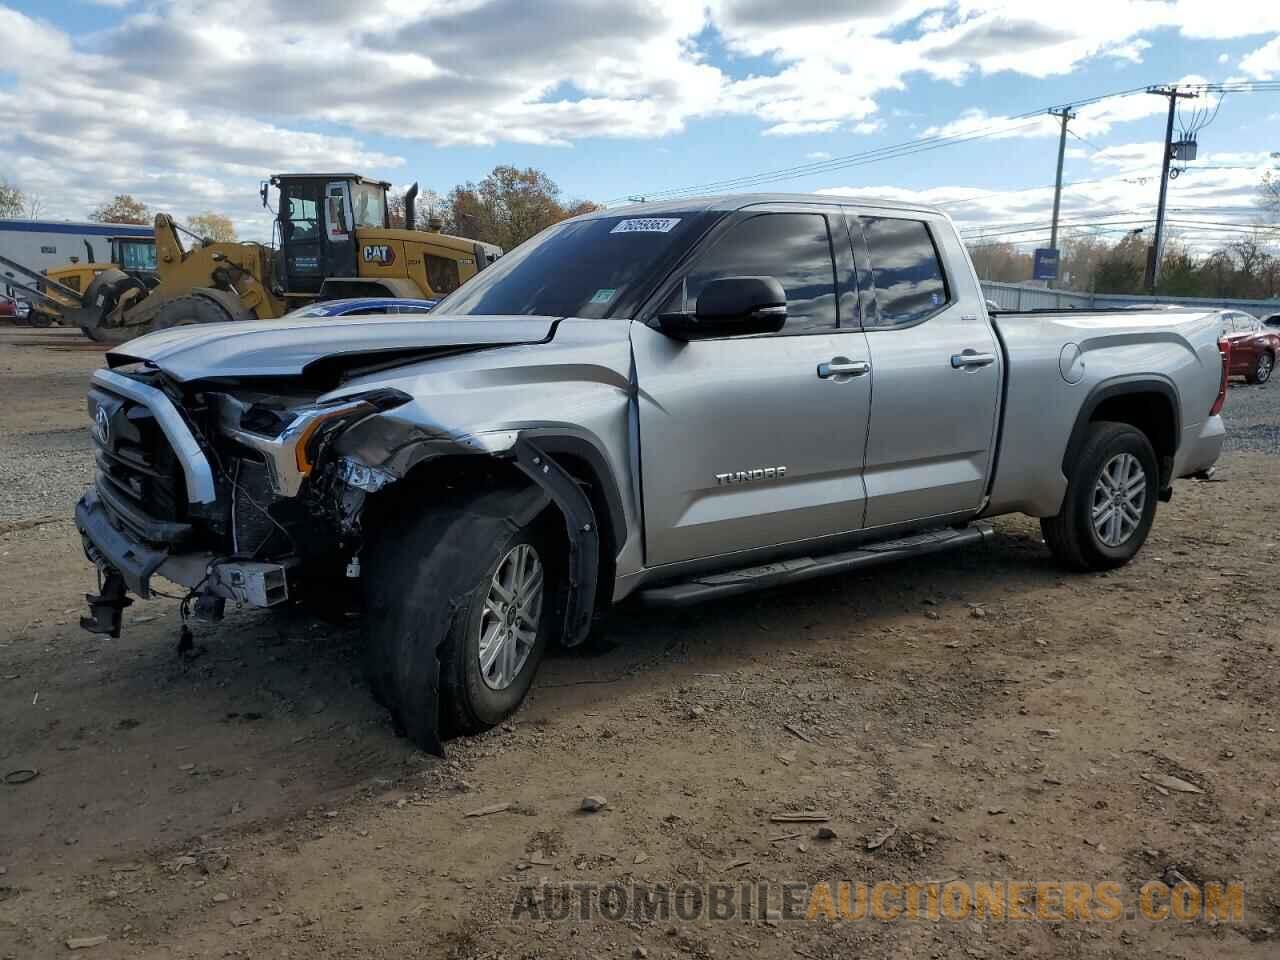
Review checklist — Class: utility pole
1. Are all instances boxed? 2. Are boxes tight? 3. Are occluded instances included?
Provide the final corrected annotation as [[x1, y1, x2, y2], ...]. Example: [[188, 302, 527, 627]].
[[1047, 107, 1075, 288], [1146, 85, 1198, 291]]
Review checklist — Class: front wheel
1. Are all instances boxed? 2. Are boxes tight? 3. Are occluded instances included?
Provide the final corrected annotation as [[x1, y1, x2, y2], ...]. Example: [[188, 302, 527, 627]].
[[1247, 352, 1274, 385], [1041, 422, 1158, 572], [361, 487, 557, 752]]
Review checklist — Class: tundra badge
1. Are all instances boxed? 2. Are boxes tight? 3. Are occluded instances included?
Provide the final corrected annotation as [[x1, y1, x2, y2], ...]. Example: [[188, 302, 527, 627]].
[[715, 466, 787, 485]]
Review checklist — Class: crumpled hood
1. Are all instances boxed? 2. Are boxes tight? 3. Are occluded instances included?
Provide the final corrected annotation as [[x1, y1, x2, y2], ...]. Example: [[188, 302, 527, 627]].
[[105, 313, 560, 382]]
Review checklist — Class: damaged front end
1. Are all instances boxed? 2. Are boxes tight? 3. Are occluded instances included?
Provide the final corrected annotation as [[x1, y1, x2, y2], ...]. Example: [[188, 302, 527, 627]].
[[76, 361, 601, 692], [75, 365, 415, 636]]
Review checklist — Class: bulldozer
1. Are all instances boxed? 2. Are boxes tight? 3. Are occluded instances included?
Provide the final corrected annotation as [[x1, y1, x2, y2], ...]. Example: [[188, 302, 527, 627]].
[[66, 174, 501, 343]]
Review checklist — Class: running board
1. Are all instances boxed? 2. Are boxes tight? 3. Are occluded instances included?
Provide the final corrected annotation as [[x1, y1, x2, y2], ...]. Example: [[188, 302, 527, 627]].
[[638, 523, 994, 607]]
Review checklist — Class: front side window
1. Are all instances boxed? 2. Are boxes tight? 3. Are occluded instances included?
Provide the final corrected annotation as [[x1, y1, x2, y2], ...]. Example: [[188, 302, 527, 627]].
[[350, 183, 387, 229], [284, 189, 318, 241], [861, 216, 949, 327], [668, 212, 838, 335]]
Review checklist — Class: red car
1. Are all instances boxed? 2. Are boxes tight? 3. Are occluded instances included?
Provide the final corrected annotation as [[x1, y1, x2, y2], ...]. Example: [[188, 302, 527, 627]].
[[1220, 310, 1279, 384]]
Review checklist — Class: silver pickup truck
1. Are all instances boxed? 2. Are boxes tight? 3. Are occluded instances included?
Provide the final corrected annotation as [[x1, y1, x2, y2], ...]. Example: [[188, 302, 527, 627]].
[[75, 194, 1228, 752]]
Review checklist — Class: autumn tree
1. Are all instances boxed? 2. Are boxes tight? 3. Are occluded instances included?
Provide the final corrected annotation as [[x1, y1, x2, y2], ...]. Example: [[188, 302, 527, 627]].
[[1092, 233, 1147, 294], [186, 212, 236, 242], [1261, 170, 1280, 220], [965, 240, 1032, 282], [0, 180, 24, 218], [88, 194, 150, 225], [445, 166, 601, 250]]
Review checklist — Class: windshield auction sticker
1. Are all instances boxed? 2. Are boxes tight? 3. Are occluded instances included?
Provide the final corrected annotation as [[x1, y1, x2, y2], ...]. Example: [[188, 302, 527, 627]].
[[610, 218, 681, 234]]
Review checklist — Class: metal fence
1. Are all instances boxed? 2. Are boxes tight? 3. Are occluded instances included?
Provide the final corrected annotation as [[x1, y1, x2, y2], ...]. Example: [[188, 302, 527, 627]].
[[980, 280, 1280, 317]]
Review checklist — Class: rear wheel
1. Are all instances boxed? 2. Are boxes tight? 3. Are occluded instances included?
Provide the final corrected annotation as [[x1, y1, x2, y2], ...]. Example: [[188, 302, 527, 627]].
[[1247, 352, 1274, 385], [1041, 422, 1158, 572]]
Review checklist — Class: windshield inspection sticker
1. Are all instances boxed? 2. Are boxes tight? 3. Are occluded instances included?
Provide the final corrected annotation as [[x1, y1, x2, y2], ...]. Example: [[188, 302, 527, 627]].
[[590, 288, 617, 304], [610, 217, 681, 234]]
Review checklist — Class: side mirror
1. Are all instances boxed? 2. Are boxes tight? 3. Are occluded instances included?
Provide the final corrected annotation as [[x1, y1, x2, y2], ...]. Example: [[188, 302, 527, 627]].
[[658, 276, 787, 340]]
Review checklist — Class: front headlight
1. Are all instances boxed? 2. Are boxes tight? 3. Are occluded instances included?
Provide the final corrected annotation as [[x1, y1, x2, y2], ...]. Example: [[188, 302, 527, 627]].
[[230, 388, 411, 497]]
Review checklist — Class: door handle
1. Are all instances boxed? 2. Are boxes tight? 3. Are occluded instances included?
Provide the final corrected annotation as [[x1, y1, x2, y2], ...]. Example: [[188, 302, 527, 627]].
[[951, 351, 996, 369], [817, 357, 871, 379]]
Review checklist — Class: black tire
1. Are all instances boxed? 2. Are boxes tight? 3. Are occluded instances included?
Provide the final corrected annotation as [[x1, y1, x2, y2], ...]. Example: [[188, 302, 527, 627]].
[[1041, 421, 1158, 572], [361, 486, 557, 752], [151, 294, 236, 331], [1246, 351, 1274, 385]]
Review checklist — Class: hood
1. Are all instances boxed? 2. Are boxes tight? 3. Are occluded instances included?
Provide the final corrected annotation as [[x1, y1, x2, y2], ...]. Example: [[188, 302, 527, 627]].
[[106, 313, 559, 383]]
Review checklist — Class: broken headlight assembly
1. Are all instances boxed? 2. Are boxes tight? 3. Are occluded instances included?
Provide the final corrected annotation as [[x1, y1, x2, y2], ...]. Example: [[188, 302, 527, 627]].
[[227, 388, 412, 497]]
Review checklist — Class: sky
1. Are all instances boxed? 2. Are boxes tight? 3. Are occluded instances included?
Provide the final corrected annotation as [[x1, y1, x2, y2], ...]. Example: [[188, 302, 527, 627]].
[[2, 0, 1278, 253]]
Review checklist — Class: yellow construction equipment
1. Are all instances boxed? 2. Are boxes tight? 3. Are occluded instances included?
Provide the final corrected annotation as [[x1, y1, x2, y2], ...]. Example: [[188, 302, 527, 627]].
[[71, 174, 501, 343], [1, 236, 156, 327]]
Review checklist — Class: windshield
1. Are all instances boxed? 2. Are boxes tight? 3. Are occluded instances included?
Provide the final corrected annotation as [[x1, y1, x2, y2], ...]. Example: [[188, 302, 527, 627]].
[[116, 240, 156, 272], [433, 212, 714, 318]]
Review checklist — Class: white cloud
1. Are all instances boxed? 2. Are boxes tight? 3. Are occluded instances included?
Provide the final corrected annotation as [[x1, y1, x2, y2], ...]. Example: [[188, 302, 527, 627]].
[[1, 1, 1278, 226], [1218, 52, 1230, 64], [818, 142, 1277, 253], [805, 151, 833, 160], [1241, 36, 1280, 78]]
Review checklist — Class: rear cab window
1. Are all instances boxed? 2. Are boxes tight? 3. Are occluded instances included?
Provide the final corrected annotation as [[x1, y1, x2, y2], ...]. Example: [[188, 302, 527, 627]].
[[858, 216, 950, 328]]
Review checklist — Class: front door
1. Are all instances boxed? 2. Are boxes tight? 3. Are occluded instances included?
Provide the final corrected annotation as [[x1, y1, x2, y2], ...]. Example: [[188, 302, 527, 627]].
[[279, 179, 325, 294], [322, 180, 358, 279], [852, 212, 1002, 528], [634, 207, 873, 567]]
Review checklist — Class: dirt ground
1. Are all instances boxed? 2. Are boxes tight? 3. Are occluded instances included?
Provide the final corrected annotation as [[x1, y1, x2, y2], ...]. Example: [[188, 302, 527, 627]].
[[1, 325, 1278, 959]]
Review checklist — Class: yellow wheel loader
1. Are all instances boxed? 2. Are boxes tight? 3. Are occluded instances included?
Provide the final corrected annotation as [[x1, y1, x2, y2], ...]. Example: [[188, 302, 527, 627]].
[[0, 236, 156, 327], [71, 174, 501, 343]]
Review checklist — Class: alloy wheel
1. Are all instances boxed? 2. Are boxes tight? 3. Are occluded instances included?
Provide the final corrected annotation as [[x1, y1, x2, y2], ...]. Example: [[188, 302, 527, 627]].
[[477, 543, 544, 691], [1091, 452, 1147, 548]]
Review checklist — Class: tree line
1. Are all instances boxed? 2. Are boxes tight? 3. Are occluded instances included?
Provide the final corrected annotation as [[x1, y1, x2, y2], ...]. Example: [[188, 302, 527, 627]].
[[1, 165, 599, 252], [968, 172, 1280, 301]]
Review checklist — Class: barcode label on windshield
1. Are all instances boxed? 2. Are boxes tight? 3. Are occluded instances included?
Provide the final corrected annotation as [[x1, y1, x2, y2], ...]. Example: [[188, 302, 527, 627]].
[[611, 218, 681, 234]]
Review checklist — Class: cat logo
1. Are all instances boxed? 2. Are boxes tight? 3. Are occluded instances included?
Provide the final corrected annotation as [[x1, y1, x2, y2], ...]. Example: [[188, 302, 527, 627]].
[[363, 244, 396, 266]]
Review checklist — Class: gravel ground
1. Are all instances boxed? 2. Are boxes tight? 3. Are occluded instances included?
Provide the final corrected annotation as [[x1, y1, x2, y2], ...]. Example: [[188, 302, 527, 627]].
[[1221, 380, 1280, 455], [0, 328, 100, 525], [3, 325, 1280, 960]]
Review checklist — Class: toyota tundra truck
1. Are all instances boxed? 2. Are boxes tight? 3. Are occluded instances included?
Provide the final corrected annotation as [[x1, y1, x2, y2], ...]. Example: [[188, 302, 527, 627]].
[[75, 194, 1229, 752]]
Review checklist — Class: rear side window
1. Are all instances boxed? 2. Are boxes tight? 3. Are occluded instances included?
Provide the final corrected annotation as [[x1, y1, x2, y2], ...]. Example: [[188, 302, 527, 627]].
[[425, 254, 462, 295], [860, 217, 949, 327], [672, 212, 838, 335]]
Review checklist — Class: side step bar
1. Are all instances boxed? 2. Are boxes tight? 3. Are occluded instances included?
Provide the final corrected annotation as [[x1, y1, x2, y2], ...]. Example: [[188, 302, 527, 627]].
[[638, 523, 994, 607]]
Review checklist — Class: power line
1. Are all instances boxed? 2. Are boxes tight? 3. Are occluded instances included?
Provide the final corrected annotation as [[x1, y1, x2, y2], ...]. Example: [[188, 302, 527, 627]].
[[610, 116, 1049, 203], [610, 85, 1169, 204], [615, 78, 1280, 207]]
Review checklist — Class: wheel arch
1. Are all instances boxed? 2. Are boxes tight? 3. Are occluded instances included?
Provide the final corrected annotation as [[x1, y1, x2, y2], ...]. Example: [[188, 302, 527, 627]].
[[356, 428, 627, 646], [1063, 376, 1180, 489]]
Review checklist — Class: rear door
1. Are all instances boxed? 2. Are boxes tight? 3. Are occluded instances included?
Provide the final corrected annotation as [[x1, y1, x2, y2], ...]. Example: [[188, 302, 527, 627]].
[[634, 205, 872, 567], [852, 211, 1001, 529]]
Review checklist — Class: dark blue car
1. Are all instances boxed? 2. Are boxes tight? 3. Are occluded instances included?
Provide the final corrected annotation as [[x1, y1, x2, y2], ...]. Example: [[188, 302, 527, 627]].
[[284, 297, 438, 318]]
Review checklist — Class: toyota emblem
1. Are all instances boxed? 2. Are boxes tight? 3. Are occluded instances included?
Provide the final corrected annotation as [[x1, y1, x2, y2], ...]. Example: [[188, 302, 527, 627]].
[[93, 405, 111, 446]]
